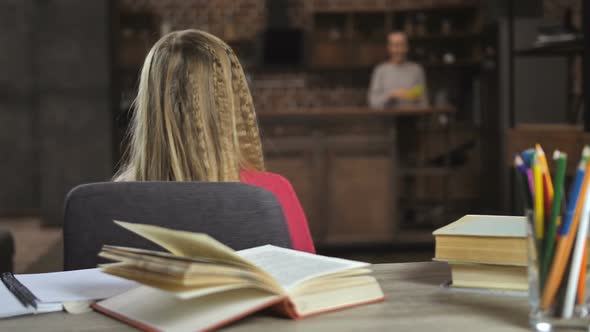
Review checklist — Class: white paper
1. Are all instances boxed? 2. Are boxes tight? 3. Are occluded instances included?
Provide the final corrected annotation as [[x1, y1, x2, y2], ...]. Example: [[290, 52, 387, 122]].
[[15, 268, 139, 303], [0, 282, 36, 318], [237, 245, 368, 290]]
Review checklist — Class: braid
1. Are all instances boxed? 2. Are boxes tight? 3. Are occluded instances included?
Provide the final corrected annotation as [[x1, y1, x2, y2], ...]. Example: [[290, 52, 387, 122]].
[[187, 65, 211, 180], [161, 55, 188, 181], [211, 53, 239, 181], [228, 51, 265, 171]]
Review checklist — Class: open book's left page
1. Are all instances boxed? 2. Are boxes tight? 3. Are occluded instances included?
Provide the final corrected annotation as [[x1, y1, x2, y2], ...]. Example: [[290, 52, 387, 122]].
[[114, 221, 251, 266]]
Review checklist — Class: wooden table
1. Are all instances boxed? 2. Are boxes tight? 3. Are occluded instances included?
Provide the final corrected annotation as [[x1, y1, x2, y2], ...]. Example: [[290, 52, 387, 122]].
[[0, 262, 530, 332]]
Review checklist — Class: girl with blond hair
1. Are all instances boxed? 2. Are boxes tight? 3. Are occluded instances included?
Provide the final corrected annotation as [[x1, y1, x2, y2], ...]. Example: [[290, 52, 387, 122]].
[[115, 29, 315, 253]]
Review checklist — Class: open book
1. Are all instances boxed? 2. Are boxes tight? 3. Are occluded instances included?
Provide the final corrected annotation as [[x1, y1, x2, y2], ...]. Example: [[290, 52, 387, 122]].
[[93, 221, 385, 332]]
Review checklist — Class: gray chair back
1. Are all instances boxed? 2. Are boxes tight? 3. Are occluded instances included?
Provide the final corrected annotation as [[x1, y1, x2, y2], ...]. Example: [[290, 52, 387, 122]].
[[63, 182, 292, 270]]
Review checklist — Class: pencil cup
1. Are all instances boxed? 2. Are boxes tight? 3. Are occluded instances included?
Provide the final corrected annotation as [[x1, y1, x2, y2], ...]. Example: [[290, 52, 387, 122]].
[[526, 210, 590, 331]]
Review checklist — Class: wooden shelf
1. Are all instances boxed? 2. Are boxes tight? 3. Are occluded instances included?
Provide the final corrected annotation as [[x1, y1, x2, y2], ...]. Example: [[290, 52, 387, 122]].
[[423, 61, 481, 68], [408, 32, 481, 41], [309, 3, 483, 70], [515, 38, 584, 57], [309, 0, 480, 13], [307, 60, 481, 70]]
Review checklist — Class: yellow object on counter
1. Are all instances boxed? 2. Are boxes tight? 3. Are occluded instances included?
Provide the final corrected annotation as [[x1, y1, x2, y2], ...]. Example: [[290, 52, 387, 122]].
[[407, 85, 424, 99]]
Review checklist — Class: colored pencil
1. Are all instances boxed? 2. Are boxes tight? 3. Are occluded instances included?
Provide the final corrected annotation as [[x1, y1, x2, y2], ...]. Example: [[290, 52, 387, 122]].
[[514, 155, 532, 210], [541, 151, 567, 287], [526, 168, 535, 200], [541, 160, 590, 310], [577, 242, 587, 305], [562, 180, 590, 318], [560, 159, 587, 237], [575, 146, 590, 305], [533, 161, 544, 242], [582, 145, 590, 163], [522, 149, 536, 168], [536, 144, 555, 213]]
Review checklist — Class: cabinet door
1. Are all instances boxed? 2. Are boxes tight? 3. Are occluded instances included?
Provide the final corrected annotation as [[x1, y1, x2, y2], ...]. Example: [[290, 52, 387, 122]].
[[326, 156, 395, 244]]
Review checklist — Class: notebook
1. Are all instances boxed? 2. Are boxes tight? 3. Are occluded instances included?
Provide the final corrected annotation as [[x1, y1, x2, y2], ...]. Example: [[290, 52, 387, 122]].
[[0, 268, 139, 319], [93, 221, 385, 332]]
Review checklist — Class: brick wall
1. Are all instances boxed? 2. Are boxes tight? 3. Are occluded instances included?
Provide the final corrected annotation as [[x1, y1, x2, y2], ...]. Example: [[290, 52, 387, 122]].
[[118, 0, 584, 114], [118, 0, 369, 113], [251, 72, 367, 112], [119, 0, 267, 40]]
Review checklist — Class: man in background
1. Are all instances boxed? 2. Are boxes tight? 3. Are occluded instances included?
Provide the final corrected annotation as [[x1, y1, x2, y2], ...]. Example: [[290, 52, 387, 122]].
[[368, 31, 428, 109]]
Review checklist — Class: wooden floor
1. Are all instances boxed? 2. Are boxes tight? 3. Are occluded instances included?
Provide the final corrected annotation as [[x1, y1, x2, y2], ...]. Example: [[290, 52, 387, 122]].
[[0, 218, 433, 273]]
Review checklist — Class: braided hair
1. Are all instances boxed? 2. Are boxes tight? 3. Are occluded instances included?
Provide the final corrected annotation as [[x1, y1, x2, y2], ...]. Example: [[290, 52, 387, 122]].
[[115, 29, 264, 182]]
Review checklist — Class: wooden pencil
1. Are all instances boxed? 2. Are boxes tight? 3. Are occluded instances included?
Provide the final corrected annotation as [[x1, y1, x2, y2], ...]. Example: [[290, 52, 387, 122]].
[[577, 241, 587, 305]]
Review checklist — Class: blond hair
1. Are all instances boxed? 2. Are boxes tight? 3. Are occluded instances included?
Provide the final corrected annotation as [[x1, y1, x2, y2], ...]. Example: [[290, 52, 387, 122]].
[[115, 29, 264, 182]]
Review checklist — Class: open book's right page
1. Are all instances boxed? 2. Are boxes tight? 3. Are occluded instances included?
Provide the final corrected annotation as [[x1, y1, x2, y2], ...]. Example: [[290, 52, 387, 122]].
[[237, 245, 369, 291]]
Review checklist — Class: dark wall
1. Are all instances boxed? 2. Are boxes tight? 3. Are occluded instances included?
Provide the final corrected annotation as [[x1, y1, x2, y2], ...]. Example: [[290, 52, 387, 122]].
[[0, 0, 113, 225], [513, 18, 568, 124], [0, 1, 37, 214]]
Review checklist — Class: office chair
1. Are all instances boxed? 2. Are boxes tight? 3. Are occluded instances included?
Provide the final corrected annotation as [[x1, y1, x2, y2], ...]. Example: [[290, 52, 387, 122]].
[[63, 182, 292, 270]]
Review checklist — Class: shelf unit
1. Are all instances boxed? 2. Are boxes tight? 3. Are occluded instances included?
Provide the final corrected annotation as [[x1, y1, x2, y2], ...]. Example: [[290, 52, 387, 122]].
[[308, 4, 483, 69], [304, 2, 485, 232]]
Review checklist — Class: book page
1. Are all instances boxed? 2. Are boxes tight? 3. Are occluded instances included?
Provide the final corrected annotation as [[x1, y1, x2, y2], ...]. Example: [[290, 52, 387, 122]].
[[101, 245, 237, 266], [237, 245, 368, 290], [101, 263, 271, 295], [433, 215, 526, 237], [114, 221, 254, 268], [99, 247, 251, 276]]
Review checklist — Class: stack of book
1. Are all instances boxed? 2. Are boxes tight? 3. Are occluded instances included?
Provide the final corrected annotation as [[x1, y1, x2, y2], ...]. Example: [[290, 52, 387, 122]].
[[433, 215, 528, 291]]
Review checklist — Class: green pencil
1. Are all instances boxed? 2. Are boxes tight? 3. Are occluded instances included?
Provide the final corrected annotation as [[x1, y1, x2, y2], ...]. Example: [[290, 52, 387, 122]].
[[541, 150, 567, 288]]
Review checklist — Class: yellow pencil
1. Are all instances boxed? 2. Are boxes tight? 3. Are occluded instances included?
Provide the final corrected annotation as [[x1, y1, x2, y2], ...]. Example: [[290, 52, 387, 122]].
[[533, 162, 544, 241], [536, 144, 554, 203]]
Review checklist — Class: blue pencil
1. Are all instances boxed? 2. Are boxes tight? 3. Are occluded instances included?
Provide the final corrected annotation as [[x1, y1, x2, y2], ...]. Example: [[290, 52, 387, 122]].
[[560, 159, 587, 236], [522, 149, 536, 168]]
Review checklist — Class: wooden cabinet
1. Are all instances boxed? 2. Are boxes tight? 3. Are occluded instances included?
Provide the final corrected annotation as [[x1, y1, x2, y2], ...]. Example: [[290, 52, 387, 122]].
[[506, 124, 587, 175], [258, 107, 467, 248]]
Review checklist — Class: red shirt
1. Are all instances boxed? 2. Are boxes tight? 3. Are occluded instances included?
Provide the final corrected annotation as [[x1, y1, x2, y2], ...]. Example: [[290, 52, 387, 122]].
[[240, 170, 316, 254]]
